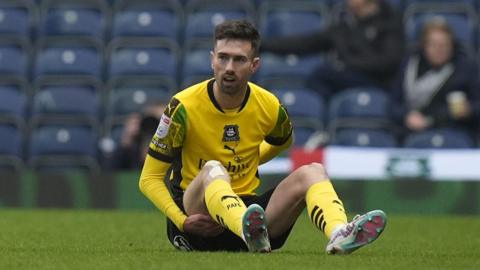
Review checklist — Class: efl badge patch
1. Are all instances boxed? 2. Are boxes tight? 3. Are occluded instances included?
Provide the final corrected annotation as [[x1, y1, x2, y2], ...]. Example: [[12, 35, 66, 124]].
[[156, 114, 171, 138], [223, 125, 240, 142]]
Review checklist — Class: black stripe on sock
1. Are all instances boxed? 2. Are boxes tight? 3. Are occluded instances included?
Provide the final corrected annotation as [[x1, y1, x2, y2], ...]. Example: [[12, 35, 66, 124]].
[[310, 206, 319, 222], [318, 215, 325, 231], [321, 219, 327, 232], [314, 209, 323, 230], [216, 215, 223, 226], [333, 200, 343, 206]]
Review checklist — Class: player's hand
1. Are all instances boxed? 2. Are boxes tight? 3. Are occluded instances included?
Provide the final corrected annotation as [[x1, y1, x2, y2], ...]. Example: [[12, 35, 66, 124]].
[[183, 214, 225, 237]]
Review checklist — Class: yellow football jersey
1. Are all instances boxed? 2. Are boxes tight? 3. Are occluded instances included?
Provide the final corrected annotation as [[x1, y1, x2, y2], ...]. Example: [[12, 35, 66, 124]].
[[147, 79, 292, 198]]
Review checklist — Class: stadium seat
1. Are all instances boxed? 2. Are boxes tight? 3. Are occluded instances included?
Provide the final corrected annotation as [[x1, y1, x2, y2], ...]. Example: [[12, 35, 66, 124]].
[[330, 128, 397, 147], [184, 0, 255, 43], [0, 42, 30, 79], [105, 80, 171, 120], [404, 3, 477, 53], [259, 1, 328, 39], [31, 82, 100, 124], [256, 53, 324, 88], [272, 88, 325, 130], [111, 0, 182, 43], [0, 0, 35, 42], [0, 82, 28, 121], [181, 42, 212, 87], [38, 4, 107, 42], [328, 87, 392, 131], [34, 40, 103, 82], [28, 121, 100, 171], [292, 126, 323, 147], [403, 128, 474, 149], [107, 38, 179, 86]]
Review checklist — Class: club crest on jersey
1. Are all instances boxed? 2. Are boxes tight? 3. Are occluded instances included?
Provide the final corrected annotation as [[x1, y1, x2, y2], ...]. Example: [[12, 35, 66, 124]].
[[223, 125, 240, 142], [156, 113, 171, 138]]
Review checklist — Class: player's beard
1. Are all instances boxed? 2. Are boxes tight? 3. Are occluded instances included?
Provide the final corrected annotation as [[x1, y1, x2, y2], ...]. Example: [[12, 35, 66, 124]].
[[218, 74, 247, 96]]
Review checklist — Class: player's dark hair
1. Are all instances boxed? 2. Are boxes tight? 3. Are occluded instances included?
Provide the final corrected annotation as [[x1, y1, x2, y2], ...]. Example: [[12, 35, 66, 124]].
[[214, 19, 260, 57]]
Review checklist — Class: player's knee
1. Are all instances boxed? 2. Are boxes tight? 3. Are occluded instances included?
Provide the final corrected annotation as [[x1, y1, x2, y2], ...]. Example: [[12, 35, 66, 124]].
[[203, 160, 230, 184], [295, 162, 328, 182], [309, 162, 328, 179]]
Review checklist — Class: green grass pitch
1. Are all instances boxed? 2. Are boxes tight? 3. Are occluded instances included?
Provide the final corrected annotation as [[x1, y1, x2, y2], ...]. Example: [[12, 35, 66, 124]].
[[0, 209, 478, 270]]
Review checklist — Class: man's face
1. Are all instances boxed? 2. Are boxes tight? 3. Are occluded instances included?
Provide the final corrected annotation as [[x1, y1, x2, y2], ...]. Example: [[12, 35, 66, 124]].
[[211, 39, 260, 96]]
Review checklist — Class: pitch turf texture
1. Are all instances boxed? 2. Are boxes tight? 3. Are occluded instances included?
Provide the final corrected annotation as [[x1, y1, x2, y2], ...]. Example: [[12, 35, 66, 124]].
[[0, 210, 478, 269]]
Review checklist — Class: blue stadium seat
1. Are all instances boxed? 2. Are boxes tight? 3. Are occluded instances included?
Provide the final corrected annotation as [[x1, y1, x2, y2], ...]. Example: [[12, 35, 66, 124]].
[[39, 8, 105, 40], [37, 0, 108, 43], [184, 0, 255, 43], [107, 39, 178, 85], [0, 42, 29, 78], [259, 1, 327, 38], [34, 42, 102, 81], [293, 126, 322, 147], [330, 128, 397, 147], [28, 122, 99, 171], [105, 80, 171, 119], [329, 87, 391, 119], [256, 53, 324, 87], [185, 11, 251, 42], [272, 88, 325, 130], [328, 87, 392, 130], [403, 128, 474, 149], [0, 83, 28, 121], [181, 42, 212, 87], [111, 0, 182, 43], [32, 83, 100, 124], [0, 0, 35, 41]]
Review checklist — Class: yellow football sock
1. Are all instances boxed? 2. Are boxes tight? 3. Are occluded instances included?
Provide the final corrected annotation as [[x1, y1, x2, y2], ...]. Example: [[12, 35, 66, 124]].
[[306, 181, 347, 239], [204, 179, 247, 238]]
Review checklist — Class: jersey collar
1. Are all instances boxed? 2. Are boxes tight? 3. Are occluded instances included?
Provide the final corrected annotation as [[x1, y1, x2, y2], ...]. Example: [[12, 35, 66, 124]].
[[207, 79, 250, 113]]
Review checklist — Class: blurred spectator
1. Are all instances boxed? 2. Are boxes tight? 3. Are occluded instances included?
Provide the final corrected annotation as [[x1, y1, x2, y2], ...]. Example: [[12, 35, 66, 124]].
[[390, 18, 480, 137], [260, 0, 404, 99], [112, 100, 166, 169]]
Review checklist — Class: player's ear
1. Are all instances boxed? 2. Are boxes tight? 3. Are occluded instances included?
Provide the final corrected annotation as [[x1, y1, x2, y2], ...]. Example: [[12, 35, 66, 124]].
[[251, 57, 260, 73], [210, 51, 215, 70]]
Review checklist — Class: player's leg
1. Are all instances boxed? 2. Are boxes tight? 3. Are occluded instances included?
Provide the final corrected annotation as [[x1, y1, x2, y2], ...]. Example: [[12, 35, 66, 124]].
[[183, 160, 270, 252], [265, 162, 387, 254], [183, 160, 246, 235], [265, 163, 347, 238]]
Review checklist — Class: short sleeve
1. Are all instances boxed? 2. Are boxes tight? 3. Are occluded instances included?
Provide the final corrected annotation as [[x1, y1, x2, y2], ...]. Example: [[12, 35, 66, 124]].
[[148, 97, 187, 162], [265, 104, 293, 146]]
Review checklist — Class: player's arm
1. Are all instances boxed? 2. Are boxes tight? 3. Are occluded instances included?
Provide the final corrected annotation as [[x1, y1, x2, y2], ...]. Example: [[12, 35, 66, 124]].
[[260, 104, 293, 164], [139, 97, 187, 231], [139, 155, 187, 231]]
